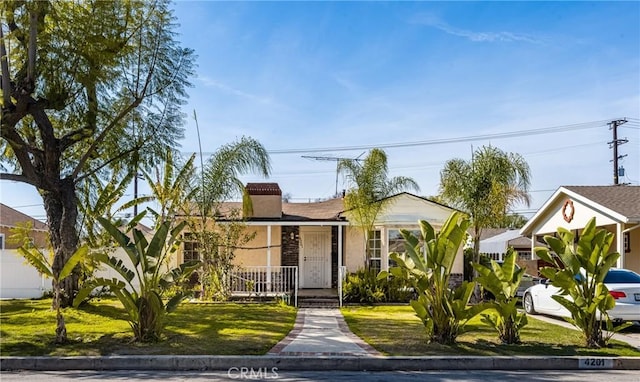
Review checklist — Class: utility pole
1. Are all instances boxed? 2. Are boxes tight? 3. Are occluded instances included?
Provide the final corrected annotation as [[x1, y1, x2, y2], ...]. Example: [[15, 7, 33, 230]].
[[302, 153, 365, 196], [608, 119, 628, 185]]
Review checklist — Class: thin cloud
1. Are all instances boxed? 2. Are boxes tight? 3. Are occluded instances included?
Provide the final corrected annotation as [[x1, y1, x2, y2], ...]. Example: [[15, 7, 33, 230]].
[[198, 75, 275, 105], [411, 13, 542, 44]]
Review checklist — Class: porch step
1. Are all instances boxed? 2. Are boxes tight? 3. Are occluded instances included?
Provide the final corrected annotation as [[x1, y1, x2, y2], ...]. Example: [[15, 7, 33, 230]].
[[298, 297, 340, 308]]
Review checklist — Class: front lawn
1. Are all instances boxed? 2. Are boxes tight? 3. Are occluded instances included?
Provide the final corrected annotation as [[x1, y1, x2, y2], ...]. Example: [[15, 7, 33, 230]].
[[341, 305, 640, 357], [0, 298, 296, 356]]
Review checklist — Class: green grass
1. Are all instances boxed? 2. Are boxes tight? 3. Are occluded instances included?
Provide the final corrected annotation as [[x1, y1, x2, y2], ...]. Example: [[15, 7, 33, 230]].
[[341, 305, 640, 357], [0, 298, 296, 356]]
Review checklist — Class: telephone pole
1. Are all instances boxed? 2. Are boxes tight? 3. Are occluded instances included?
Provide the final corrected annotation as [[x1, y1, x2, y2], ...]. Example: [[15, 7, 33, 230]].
[[608, 119, 628, 185]]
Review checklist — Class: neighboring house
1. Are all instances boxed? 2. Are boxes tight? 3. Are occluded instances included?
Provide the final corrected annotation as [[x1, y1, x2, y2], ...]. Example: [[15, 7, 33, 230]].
[[478, 228, 545, 277], [177, 183, 464, 296], [0, 203, 52, 299], [520, 185, 640, 274], [479, 229, 535, 261]]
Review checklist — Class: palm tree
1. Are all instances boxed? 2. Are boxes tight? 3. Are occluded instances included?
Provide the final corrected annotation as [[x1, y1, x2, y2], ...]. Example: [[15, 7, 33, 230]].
[[201, 136, 271, 214], [122, 137, 270, 300], [338, 148, 419, 270], [438, 145, 531, 290]]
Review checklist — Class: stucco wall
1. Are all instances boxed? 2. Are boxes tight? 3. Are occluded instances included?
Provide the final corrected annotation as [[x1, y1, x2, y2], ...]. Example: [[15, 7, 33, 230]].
[[248, 195, 282, 218], [625, 228, 640, 272], [233, 225, 282, 267], [344, 226, 365, 272]]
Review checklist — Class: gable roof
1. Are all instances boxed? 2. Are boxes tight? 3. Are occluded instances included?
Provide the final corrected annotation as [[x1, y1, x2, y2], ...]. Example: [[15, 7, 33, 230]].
[[0, 203, 48, 231], [562, 185, 640, 220], [213, 192, 456, 224], [521, 185, 640, 235]]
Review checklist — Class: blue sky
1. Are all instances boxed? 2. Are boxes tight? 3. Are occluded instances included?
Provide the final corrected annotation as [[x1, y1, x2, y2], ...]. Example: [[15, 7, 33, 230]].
[[2, 0, 639, 221]]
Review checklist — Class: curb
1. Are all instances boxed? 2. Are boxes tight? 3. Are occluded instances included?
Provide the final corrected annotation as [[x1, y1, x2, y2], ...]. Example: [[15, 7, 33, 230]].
[[2, 355, 640, 371]]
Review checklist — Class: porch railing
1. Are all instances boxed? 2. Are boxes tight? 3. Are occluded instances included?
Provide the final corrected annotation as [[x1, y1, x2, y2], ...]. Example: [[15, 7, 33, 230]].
[[228, 266, 298, 307], [338, 265, 347, 307]]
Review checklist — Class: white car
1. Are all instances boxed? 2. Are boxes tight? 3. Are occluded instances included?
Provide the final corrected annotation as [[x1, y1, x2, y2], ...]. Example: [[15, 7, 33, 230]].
[[523, 268, 640, 323]]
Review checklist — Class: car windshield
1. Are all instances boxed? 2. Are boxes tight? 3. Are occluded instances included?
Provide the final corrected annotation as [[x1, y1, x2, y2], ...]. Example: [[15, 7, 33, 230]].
[[604, 270, 640, 283]]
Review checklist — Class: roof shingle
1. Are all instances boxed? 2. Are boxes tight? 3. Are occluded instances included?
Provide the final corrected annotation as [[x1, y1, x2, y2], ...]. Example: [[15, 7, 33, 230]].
[[564, 185, 640, 220]]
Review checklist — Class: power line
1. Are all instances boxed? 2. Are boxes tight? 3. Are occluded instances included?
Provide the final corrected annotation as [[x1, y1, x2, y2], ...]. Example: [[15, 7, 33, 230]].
[[179, 118, 636, 156], [266, 119, 618, 154]]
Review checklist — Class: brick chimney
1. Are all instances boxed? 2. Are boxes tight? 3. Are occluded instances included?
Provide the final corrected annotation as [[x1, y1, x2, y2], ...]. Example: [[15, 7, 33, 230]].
[[244, 183, 282, 218]]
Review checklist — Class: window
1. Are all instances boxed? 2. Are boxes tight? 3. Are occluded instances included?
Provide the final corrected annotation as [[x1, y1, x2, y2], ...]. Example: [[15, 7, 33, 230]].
[[183, 233, 200, 262], [624, 232, 631, 253], [518, 251, 531, 261], [367, 230, 381, 273], [388, 229, 421, 268]]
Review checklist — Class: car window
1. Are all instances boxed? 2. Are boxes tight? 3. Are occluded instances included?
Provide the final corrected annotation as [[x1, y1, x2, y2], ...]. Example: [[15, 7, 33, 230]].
[[604, 270, 640, 283]]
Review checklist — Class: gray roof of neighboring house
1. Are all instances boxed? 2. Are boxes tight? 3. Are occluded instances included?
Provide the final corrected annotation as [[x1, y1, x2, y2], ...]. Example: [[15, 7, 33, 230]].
[[563, 185, 640, 220], [0, 203, 48, 230]]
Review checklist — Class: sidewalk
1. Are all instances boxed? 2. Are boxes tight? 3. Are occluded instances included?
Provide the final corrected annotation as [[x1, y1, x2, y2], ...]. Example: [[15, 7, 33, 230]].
[[268, 308, 381, 356]]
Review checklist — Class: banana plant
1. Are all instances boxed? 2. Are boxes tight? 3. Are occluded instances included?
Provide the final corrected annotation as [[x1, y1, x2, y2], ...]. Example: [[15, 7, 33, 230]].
[[473, 248, 528, 344], [535, 217, 622, 348], [74, 213, 201, 342], [11, 221, 89, 344], [379, 211, 487, 344]]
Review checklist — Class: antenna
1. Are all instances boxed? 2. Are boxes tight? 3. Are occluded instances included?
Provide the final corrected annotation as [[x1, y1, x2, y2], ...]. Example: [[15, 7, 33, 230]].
[[302, 153, 365, 196]]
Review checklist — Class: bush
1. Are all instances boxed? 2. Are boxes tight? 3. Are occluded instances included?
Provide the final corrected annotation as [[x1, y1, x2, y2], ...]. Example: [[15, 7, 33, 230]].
[[343, 269, 414, 304]]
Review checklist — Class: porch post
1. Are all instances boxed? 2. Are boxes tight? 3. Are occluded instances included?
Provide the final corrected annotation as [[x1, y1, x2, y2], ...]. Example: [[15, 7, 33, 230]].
[[338, 224, 343, 307], [338, 225, 343, 269], [616, 223, 624, 269], [267, 224, 272, 291]]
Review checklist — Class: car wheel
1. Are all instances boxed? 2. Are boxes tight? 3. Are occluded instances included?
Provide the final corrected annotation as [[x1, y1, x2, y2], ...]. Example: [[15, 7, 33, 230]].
[[524, 293, 536, 315]]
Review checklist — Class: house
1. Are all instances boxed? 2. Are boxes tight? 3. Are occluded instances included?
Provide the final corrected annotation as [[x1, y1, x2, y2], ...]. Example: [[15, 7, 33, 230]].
[[520, 185, 640, 274], [478, 228, 546, 278], [177, 183, 464, 300], [479, 229, 535, 262], [0, 203, 52, 299]]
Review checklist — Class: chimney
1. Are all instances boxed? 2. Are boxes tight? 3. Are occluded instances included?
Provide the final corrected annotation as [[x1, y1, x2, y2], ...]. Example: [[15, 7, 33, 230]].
[[244, 183, 282, 219]]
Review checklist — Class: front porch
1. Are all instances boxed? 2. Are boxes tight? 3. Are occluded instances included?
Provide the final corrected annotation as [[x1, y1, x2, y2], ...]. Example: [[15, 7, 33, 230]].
[[228, 266, 347, 307]]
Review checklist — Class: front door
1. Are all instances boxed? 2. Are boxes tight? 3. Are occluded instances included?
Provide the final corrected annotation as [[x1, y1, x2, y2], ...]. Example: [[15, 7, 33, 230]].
[[300, 228, 331, 288]]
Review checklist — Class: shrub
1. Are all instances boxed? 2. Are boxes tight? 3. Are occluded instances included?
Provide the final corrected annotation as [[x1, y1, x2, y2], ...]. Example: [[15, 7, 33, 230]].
[[379, 212, 487, 345], [473, 248, 528, 344], [342, 269, 414, 304], [535, 217, 624, 348]]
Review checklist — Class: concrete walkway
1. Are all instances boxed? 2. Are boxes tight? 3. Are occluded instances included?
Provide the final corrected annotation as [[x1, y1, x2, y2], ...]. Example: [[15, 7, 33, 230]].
[[268, 308, 381, 356]]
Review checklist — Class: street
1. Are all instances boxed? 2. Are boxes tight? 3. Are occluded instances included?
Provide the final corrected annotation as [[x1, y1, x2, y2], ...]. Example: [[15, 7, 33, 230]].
[[1, 370, 640, 382]]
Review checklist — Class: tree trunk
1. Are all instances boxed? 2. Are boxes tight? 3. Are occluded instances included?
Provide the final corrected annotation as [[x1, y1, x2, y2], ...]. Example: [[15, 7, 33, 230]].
[[42, 178, 80, 308]]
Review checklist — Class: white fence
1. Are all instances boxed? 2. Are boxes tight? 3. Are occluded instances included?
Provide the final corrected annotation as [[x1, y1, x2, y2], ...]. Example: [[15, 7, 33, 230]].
[[229, 266, 298, 306]]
